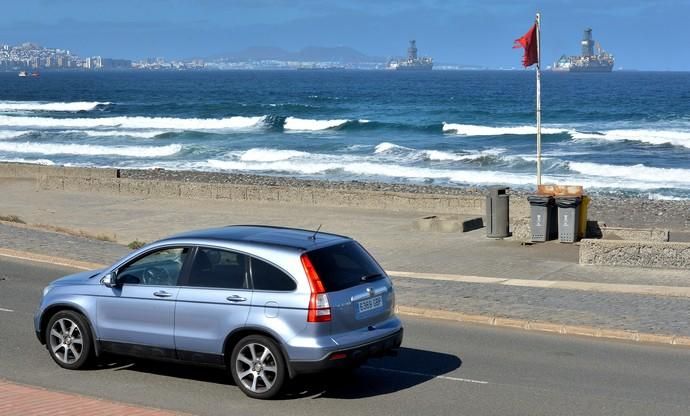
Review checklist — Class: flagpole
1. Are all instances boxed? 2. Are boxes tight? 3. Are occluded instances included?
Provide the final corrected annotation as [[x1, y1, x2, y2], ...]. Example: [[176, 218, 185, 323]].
[[535, 12, 542, 187]]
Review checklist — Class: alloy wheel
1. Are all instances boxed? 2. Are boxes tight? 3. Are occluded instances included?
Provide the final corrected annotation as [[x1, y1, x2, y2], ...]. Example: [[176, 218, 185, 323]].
[[235, 342, 278, 393], [48, 318, 84, 365]]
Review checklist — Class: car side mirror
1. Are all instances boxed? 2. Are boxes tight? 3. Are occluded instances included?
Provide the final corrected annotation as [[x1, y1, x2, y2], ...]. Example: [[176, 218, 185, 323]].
[[102, 271, 119, 288]]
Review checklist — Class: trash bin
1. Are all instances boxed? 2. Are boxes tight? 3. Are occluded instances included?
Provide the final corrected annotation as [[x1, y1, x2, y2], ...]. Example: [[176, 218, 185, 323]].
[[486, 186, 510, 238], [527, 195, 557, 242], [578, 195, 590, 239], [555, 196, 582, 243]]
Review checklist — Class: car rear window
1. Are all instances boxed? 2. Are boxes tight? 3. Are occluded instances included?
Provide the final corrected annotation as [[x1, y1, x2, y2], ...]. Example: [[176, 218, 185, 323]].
[[306, 241, 385, 292]]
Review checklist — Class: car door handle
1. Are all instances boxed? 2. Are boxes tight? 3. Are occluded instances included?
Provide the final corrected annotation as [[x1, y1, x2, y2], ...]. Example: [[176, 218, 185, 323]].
[[226, 295, 247, 302], [153, 291, 173, 298]]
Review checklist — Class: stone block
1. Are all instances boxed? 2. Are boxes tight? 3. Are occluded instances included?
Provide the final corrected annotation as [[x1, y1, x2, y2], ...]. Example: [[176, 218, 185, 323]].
[[601, 226, 669, 242], [579, 239, 690, 269]]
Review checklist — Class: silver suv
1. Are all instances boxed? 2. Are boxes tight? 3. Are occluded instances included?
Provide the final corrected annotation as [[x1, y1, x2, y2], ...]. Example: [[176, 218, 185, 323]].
[[34, 225, 403, 399]]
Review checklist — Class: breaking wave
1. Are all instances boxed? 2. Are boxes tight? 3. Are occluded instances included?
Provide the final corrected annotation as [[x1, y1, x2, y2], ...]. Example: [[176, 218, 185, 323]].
[[64, 130, 168, 139], [0, 101, 110, 112], [0, 157, 55, 165], [571, 129, 690, 148], [0, 141, 182, 157], [0, 115, 267, 131], [443, 123, 569, 136], [283, 117, 353, 131], [0, 130, 32, 140], [374, 142, 506, 162], [569, 162, 690, 185], [239, 148, 309, 162]]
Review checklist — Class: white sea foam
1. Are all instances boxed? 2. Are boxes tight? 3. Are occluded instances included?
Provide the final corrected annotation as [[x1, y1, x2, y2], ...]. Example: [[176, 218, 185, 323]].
[[0, 157, 55, 165], [0, 130, 31, 140], [0, 115, 266, 131], [207, 159, 334, 175], [426, 148, 507, 162], [647, 193, 690, 201], [64, 130, 168, 139], [0, 142, 182, 157], [571, 129, 690, 148], [569, 162, 690, 185], [205, 158, 538, 186], [374, 142, 505, 162], [283, 117, 350, 131], [201, 156, 690, 191], [0, 101, 109, 112], [239, 148, 309, 162], [442, 123, 569, 136]]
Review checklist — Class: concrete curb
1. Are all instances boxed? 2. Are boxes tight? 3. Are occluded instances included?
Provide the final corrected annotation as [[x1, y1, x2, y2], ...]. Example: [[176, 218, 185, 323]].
[[388, 270, 690, 298], [2, 247, 689, 348], [396, 306, 690, 347]]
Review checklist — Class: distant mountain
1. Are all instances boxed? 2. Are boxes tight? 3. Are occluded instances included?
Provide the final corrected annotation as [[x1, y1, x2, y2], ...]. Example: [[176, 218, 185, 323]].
[[215, 46, 384, 63]]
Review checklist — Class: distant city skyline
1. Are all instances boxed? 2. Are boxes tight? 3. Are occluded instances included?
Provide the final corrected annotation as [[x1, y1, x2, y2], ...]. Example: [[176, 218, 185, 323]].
[[1, 0, 689, 70]]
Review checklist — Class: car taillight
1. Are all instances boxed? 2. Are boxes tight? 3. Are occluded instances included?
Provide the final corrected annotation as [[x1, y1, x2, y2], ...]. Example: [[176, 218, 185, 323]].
[[301, 253, 331, 322]]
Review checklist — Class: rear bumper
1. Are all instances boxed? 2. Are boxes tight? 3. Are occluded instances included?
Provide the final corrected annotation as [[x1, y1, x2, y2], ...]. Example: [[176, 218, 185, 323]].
[[290, 328, 403, 375]]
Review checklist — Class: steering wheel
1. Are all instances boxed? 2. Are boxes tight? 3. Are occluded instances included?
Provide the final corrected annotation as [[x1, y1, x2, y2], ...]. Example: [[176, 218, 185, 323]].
[[143, 267, 170, 285]]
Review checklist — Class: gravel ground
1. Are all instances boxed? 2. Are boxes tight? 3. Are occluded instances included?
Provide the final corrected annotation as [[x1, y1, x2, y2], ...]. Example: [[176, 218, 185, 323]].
[[121, 168, 690, 231]]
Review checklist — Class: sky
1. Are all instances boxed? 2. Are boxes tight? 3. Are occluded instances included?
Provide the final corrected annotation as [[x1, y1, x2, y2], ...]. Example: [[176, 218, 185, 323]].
[[0, 0, 688, 70]]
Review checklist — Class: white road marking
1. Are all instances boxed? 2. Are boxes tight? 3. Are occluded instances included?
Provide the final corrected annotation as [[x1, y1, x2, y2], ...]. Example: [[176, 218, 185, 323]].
[[363, 365, 489, 385], [0, 307, 14, 313]]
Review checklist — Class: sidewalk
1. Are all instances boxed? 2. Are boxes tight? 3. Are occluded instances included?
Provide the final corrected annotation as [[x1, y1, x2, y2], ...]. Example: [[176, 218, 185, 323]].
[[2, 178, 690, 341], [0, 379, 183, 416]]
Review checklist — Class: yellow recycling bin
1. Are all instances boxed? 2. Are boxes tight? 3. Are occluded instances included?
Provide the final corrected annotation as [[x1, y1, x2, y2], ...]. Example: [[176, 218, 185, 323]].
[[578, 195, 590, 239]]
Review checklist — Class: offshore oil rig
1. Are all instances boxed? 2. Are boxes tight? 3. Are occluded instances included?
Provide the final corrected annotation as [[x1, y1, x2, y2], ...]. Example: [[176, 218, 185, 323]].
[[388, 40, 433, 71], [552, 28, 614, 72]]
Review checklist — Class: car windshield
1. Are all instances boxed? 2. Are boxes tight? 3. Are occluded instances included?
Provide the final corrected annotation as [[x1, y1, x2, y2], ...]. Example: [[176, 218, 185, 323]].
[[306, 241, 384, 292]]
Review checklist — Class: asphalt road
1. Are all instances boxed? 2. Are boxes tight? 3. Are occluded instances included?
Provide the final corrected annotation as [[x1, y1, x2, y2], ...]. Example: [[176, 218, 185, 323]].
[[1, 256, 689, 416]]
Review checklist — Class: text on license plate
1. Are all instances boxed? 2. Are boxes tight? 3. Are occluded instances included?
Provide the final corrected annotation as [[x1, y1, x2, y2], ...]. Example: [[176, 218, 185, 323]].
[[358, 296, 383, 313]]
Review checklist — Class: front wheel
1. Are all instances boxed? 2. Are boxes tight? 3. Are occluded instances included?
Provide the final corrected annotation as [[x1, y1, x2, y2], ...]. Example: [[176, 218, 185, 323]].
[[230, 335, 286, 399], [45, 310, 93, 370]]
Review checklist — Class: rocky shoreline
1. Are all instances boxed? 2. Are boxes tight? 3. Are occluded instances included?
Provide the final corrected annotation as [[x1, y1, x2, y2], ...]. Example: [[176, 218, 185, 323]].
[[120, 168, 690, 231]]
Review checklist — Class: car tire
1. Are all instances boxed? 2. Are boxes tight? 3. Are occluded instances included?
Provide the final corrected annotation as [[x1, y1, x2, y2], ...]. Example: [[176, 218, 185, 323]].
[[230, 335, 286, 399], [45, 310, 94, 370]]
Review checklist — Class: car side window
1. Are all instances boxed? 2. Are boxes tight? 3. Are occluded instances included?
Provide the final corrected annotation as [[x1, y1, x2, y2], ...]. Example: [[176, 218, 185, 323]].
[[187, 247, 249, 289], [117, 247, 189, 286], [251, 257, 296, 291]]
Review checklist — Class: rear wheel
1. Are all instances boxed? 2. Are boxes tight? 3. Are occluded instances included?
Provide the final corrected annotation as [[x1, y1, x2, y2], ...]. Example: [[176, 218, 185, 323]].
[[45, 310, 93, 370], [230, 335, 286, 399]]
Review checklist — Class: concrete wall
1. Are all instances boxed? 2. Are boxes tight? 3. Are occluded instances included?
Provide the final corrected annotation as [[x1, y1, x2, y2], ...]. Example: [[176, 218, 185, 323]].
[[29, 167, 531, 217], [2, 162, 532, 216], [580, 239, 690, 269]]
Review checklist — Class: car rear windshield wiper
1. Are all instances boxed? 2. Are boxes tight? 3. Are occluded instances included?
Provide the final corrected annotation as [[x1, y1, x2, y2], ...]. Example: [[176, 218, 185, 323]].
[[360, 273, 383, 282]]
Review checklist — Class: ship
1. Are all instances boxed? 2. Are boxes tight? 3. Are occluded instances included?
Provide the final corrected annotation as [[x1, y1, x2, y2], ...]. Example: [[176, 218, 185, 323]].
[[552, 28, 614, 72], [388, 40, 433, 71], [18, 71, 28, 77]]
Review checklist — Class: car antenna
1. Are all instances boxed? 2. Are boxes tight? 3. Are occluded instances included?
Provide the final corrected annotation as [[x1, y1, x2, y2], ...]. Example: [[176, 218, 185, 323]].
[[310, 224, 322, 240]]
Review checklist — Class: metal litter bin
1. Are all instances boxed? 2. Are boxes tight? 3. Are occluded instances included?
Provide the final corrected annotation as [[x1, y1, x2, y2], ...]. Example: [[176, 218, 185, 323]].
[[527, 195, 557, 242], [555, 196, 582, 243], [486, 186, 510, 238]]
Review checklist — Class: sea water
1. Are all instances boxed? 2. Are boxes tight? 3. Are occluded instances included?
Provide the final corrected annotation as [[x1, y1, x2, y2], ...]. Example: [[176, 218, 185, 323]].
[[0, 70, 689, 199]]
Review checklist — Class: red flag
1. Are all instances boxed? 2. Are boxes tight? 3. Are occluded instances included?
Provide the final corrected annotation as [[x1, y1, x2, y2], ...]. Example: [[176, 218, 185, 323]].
[[513, 23, 538, 67]]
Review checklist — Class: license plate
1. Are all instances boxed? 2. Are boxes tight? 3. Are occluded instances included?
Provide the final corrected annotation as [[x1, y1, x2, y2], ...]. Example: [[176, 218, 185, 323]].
[[358, 296, 383, 313]]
